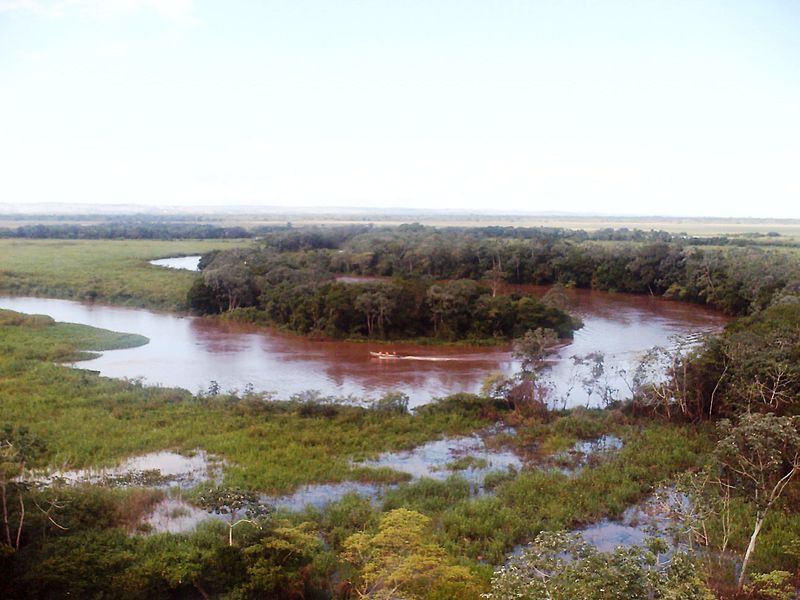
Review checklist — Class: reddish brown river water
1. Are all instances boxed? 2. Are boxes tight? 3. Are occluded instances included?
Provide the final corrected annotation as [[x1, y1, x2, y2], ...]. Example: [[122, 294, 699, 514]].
[[0, 284, 728, 407]]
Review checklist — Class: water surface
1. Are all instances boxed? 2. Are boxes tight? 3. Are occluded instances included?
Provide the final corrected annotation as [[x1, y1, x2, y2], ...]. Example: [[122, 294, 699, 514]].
[[149, 256, 202, 271], [0, 288, 727, 407]]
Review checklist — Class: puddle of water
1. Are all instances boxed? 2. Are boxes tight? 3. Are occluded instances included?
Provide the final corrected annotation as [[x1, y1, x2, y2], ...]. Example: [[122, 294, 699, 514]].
[[142, 482, 385, 534], [140, 497, 222, 534], [137, 431, 622, 534], [35, 450, 222, 489], [507, 489, 684, 567], [149, 256, 201, 271], [359, 432, 522, 489], [269, 482, 384, 512], [571, 434, 624, 456], [579, 519, 656, 552], [334, 275, 385, 284], [253, 428, 522, 514], [267, 429, 618, 516], [548, 434, 624, 474], [576, 492, 682, 553]]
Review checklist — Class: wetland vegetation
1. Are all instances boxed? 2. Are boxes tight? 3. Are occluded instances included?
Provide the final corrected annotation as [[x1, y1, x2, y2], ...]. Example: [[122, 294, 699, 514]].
[[1, 222, 799, 598], [0, 239, 251, 310]]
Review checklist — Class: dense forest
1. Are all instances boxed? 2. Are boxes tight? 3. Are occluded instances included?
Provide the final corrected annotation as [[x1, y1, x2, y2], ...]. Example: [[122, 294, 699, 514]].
[[189, 225, 800, 343]]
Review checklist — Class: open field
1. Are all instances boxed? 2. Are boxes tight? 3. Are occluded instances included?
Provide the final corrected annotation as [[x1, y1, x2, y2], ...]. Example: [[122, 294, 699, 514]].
[[0, 239, 252, 310]]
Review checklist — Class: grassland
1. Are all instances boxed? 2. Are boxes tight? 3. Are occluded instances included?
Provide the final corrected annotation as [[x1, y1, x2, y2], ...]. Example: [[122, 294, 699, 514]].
[[0, 239, 251, 310]]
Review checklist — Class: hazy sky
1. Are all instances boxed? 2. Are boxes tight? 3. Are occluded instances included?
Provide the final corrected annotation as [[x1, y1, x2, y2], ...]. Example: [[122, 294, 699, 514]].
[[1, 1, 799, 217]]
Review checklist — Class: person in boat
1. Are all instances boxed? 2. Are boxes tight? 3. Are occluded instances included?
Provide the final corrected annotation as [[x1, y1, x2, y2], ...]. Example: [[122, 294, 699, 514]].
[[370, 351, 400, 358]]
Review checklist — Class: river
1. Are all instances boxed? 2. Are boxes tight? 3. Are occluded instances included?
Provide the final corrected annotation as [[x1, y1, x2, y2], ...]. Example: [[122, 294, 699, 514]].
[[0, 282, 728, 407]]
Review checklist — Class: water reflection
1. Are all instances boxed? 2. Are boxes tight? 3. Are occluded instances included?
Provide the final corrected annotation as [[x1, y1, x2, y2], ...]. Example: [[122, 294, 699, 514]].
[[32, 450, 223, 489], [0, 288, 727, 407], [361, 434, 521, 484], [149, 256, 201, 271]]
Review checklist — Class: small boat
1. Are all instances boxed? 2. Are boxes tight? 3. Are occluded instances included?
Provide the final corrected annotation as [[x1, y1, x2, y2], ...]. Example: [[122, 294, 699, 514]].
[[369, 351, 401, 359], [369, 351, 465, 362]]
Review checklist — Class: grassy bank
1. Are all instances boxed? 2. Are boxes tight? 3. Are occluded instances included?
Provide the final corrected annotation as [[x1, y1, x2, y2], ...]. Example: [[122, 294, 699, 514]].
[[0, 239, 251, 310], [0, 308, 484, 492]]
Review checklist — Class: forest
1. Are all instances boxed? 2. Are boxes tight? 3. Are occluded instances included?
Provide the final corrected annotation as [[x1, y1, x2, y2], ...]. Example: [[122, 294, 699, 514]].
[[1, 225, 800, 599], [189, 225, 799, 341]]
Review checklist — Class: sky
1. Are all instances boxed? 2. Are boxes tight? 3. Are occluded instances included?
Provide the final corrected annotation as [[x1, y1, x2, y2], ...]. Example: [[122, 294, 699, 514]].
[[1, 0, 799, 218]]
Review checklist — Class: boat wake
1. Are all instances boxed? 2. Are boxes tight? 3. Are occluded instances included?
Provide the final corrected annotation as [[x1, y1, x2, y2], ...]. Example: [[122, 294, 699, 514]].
[[370, 352, 477, 362]]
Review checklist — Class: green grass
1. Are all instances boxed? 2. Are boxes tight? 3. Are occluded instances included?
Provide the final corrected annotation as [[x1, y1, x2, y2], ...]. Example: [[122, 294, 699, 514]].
[[0, 310, 148, 361], [0, 308, 484, 493], [0, 239, 252, 310], [406, 422, 714, 563]]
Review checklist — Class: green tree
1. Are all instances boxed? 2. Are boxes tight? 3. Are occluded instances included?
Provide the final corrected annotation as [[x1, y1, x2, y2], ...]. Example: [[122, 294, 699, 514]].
[[202, 250, 257, 312], [485, 259, 506, 298], [197, 487, 271, 547], [714, 414, 800, 588], [340, 508, 480, 599], [485, 531, 712, 600], [234, 520, 323, 599], [355, 288, 395, 337], [745, 570, 796, 600], [513, 328, 559, 373]]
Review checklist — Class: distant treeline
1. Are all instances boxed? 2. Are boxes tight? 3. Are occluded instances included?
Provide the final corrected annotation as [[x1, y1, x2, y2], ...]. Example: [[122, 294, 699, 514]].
[[0, 222, 254, 240], [189, 226, 800, 332], [0, 218, 790, 248]]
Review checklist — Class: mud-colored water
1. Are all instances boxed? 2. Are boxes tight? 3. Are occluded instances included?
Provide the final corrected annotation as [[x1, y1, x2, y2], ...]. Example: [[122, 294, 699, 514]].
[[0, 287, 727, 407]]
